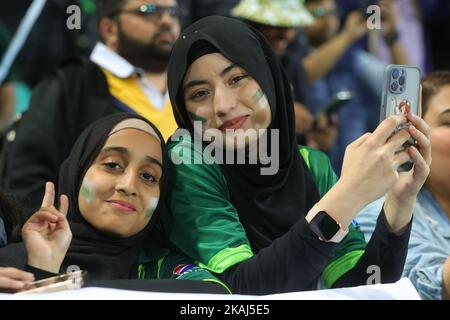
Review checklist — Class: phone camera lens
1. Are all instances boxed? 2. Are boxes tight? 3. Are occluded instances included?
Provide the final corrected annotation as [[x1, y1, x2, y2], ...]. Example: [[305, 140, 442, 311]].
[[392, 68, 401, 79], [398, 76, 406, 86], [390, 82, 399, 91]]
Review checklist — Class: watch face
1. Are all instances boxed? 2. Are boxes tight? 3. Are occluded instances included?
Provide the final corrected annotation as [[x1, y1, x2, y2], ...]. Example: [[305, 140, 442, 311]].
[[310, 211, 340, 241]]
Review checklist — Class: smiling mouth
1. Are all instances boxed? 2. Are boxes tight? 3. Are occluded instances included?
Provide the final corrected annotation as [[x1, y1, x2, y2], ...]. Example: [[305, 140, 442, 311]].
[[219, 116, 248, 131], [106, 200, 136, 213]]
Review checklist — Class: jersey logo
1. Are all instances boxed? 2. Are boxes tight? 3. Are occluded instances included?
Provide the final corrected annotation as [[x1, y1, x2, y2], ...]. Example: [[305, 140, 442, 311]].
[[173, 263, 197, 275]]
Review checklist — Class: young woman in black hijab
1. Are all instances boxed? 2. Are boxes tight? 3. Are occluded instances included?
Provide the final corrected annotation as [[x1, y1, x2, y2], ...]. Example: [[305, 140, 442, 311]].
[[164, 16, 432, 294], [0, 113, 228, 293]]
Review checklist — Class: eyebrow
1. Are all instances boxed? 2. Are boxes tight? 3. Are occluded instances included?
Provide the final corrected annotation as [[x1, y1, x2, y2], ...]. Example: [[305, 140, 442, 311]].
[[220, 63, 237, 77], [101, 146, 163, 168], [145, 156, 163, 169], [439, 109, 450, 116], [183, 63, 238, 91]]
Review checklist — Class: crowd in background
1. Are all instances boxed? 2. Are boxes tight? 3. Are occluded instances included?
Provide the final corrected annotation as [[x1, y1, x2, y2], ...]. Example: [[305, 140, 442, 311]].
[[0, 0, 449, 299]]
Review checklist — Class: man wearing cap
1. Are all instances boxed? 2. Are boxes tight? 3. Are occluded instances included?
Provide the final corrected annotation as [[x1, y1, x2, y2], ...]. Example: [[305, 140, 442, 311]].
[[3, 0, 182, 216], [231, 0, 337, 151]]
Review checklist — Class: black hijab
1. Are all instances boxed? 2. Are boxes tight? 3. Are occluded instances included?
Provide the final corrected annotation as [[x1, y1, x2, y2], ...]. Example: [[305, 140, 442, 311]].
[[58, 113, 168, 280], [168, 16, 320, 252]]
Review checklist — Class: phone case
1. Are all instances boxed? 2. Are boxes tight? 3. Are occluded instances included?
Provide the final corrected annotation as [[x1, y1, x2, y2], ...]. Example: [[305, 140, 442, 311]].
[[380, 64, 421, 171], [380, 64, 421, 121]]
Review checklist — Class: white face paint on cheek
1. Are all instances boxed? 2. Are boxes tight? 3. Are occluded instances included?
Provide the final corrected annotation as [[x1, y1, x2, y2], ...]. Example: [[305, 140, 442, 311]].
[[259, 95, 269, 110], [80, 178, 96, 204], [145, 197, 159, 219], [252, 88, 269, 110]]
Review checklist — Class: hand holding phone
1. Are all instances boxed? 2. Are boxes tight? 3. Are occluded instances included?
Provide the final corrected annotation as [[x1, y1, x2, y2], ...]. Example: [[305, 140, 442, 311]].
[[0, 267, 35, 293], [380, 64, 421, 171], [15, 270, 86, 295]]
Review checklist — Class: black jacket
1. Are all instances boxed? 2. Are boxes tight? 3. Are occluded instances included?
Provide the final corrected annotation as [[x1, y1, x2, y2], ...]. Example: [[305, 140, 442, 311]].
[[3, 57, 114, 217]]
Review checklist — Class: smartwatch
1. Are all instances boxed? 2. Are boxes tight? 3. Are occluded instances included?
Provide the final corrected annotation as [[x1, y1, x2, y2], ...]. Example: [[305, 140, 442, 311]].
[[305, 204, 348, 243]]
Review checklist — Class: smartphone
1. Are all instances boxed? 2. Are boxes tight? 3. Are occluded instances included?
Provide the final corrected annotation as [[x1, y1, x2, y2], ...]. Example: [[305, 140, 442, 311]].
[[15, 270, 86, 295], [313, 90, 353, 129], [321, 90, 354, 115], [380, 64, 421, 172]]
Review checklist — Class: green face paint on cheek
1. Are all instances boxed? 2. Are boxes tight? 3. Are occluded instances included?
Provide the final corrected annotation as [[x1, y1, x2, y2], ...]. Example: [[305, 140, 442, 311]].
[[252, 88, 269, 110], [188, 111, 208, 123], [145, 197, 159, 218], [80, 178, 95, 204]]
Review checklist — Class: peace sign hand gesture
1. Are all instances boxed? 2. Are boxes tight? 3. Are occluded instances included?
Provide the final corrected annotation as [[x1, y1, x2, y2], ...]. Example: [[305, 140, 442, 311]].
[[22, 182, 72, 273]]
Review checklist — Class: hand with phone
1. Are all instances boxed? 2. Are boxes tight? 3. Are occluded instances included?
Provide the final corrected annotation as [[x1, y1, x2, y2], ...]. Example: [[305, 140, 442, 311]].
[[294, 102, 314, 134], [22, 182, 71, 274], [16, 270, 85, 295], [308, 90, 350, 152], [384, 101, 431, 233], [380, 65, 421, 171], [312, 90, 352, 127], [308, 112, 338, 152], [0, 267, 35, 292], [317, 113, 419, 229], [379, 65, 431, 233]]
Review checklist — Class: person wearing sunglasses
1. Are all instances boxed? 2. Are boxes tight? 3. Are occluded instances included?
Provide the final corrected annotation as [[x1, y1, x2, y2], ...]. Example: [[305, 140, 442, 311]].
[[108, 3, 184, 22], [4, 1, 183, 218]]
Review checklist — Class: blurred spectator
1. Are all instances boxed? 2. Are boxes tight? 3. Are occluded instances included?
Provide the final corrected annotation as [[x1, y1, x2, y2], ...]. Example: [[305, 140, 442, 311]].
[[0, 23, 14, 130], [302, 0, 409, 173], [0, 190, 24, 247], [0, 0, 99, 88], [369, 0, 424, 72], [339, 0, 450, 73], [0, 22, 31, 130], [2, 0, 180, 217]]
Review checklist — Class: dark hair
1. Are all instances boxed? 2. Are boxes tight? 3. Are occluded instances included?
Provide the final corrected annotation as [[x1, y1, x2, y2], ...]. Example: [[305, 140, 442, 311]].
[[0, 191, 24, 243], [421, 71, 450, 116], [95, 0, 130, 22]]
